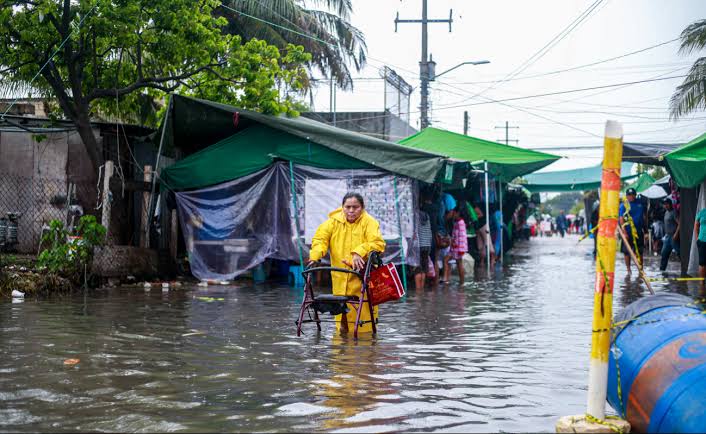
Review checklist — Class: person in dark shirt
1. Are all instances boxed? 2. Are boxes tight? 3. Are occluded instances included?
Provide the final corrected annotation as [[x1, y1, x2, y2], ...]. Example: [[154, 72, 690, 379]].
[[659, 197, 680, 271], [556, 210, 568, 238], [619, 188, 645, 275]]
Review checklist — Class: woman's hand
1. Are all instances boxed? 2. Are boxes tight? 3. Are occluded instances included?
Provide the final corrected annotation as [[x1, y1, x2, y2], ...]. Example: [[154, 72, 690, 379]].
[[343, 253, 366, 271]]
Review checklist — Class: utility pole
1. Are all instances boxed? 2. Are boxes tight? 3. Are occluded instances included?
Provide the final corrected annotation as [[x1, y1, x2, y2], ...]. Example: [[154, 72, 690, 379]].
[[395, 1, 452, 130], [463, 111, 469, 135], [495, 121, 519, 145]]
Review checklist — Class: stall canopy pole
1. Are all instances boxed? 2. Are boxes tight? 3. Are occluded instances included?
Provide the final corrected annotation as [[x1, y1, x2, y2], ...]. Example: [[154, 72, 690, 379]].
[[499, 180, 503, 263], [289, 161, 305, 274], [393, 177, 408, 290], [144, 94, 172, 247], [484, 161, 491, 275]]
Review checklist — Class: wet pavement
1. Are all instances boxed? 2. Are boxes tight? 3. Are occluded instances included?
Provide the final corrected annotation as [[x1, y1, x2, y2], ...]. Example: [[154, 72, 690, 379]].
[[1, 235, 702, 432]]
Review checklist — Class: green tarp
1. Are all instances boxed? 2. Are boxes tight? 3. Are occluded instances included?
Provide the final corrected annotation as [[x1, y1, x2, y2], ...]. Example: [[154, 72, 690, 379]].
[[161, 124, 372, 190], [621, 173, 656, 194], [665, 131, 706, 188], [397, 127, 560, 181], [159, 95, 451, 190], [523, 162, 637, 192]]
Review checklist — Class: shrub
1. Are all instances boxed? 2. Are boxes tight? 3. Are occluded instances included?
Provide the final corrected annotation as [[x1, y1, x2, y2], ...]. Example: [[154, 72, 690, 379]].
[[37, 216, 106, 284]]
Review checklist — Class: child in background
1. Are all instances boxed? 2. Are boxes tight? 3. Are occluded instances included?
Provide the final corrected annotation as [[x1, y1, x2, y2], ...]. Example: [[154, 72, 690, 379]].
[[414, 207, 433, 290], [443, 207, 468, 285]]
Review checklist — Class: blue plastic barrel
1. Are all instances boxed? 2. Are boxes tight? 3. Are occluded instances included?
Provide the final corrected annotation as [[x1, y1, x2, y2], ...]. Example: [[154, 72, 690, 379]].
[[607, 293, 706, 433]]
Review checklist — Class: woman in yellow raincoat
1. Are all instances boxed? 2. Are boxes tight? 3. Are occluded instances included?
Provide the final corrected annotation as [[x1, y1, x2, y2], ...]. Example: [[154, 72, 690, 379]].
[[308, 192, 386, 333]]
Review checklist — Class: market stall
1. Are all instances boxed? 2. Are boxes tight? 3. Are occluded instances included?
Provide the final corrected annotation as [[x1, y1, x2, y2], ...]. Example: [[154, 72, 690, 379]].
[[158, 96, 457, 283]]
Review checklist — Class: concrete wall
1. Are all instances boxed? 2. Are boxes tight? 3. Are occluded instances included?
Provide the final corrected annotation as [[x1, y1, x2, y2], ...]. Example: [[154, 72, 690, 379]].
[[301, 111, 416, 142]]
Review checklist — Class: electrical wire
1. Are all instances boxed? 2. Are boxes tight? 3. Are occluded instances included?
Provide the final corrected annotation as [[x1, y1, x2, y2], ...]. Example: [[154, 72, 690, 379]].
[[443, 38, 681, 85], [462, 0, 607, 103]]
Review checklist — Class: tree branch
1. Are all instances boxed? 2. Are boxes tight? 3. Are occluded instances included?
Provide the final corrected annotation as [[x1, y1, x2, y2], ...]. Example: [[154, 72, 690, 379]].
[[87, 63, 225, 100]]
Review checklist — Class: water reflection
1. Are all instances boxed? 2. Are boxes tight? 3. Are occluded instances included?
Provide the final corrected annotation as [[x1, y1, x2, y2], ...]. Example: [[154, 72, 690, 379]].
[[1, 236, 702, 432]]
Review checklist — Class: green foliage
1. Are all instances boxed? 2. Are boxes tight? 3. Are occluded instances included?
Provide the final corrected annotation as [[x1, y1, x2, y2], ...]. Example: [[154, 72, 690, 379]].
[[222, 0, 367, 90], [37, 215, 106, 282], [543, 192, 583, 216], [0, 0, 313, 157], [636, 163, 668, 181], [670, 19, 706, 119], [569, 201, 584, 216]]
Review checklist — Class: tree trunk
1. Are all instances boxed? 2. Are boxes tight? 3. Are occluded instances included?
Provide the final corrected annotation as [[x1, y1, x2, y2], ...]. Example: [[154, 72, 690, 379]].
[[73, 105, 103, 172]]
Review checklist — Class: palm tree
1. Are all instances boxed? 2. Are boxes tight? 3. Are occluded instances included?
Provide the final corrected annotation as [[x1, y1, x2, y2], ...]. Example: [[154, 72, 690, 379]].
[[670, 19, 706, 119], [220, 0, 367, 91]]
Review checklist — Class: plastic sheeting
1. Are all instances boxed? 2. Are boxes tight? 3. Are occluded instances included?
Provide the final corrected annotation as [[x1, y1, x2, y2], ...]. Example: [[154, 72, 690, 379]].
[[175, 162, 419, 281], [688, 181, 706, 275]]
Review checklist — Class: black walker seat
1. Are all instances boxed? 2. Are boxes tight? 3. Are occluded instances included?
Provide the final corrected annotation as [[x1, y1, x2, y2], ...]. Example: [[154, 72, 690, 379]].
[[295, 251, 382, 339]]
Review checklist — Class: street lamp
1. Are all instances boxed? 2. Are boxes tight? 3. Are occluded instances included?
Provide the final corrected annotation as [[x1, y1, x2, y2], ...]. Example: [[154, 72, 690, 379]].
[[430, 60, 490, 81]]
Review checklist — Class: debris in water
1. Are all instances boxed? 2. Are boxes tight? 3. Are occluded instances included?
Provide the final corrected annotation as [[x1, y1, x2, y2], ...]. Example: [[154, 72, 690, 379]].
[[196, 296, 224, 302], [63, 358, 80, 366], [11, 290, 24, 298], [182, 330, 205, 337]]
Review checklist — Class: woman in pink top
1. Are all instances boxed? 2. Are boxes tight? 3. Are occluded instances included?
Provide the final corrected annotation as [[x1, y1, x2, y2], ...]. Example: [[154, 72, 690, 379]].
[[443, 207, 468, 285]]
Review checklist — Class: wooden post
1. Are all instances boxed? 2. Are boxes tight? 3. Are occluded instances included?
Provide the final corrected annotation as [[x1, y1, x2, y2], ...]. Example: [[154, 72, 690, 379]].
[[140, 165, 152, 248], [101, 161, 114, 235], [170, 209, 178, 261]]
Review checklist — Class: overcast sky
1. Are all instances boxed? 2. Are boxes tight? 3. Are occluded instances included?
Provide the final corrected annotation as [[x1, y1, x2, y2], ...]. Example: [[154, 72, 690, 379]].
[[308, 0, 706, 171]]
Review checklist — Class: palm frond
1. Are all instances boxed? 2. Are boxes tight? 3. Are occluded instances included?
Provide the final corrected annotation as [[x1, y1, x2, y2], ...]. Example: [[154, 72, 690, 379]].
[[669, 56, 706, 119], [304, 0, 352, 20], [222, 0, 366, 90], [678, 19, 706, 55]]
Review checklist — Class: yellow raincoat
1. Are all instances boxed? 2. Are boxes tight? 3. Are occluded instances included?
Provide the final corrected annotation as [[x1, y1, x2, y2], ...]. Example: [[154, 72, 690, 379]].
[[309, 207, 386, 331]]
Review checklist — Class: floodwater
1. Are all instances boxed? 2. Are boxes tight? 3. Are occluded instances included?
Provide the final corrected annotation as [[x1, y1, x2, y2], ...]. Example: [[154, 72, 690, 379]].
[[1, 236, 702, 433]]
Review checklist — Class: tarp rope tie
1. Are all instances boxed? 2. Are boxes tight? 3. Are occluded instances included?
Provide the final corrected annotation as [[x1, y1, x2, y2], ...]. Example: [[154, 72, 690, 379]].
[[582, 414, 626, 433], [393, 177, 407, 290], [289, 161, 305, 276]]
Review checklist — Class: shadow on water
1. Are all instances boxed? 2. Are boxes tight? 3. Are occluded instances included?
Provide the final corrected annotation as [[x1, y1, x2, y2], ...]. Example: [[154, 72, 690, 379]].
[[0, 235, 702, 432]]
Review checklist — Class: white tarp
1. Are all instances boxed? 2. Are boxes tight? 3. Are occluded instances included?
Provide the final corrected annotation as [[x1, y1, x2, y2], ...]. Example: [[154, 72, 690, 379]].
[[688, 181, 706, 275]]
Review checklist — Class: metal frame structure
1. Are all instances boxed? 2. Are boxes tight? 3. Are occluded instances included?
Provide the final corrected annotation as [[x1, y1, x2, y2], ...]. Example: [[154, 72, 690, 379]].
[[296, 251, 382, 339]]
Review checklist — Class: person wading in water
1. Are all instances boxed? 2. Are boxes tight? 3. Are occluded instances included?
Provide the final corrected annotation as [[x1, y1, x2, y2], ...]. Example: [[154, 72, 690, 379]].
[[307, 193, 386, 334]]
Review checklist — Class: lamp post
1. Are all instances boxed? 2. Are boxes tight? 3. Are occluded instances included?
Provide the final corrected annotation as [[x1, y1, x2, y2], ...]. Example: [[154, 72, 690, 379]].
[[431, 60, 490, 81]]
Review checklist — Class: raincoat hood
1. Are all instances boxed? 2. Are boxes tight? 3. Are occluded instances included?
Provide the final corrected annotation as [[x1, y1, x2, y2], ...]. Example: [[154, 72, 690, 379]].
[[329, 207, 368, 224]]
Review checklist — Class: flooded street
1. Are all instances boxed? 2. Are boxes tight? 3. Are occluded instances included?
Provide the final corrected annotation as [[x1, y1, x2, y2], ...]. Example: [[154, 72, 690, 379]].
[[1, 235, 702, 433]]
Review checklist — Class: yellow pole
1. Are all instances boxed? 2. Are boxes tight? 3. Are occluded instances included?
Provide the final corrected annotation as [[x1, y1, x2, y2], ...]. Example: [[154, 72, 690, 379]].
[[587, 120, 622, 419], [557, 122, 630, 434]]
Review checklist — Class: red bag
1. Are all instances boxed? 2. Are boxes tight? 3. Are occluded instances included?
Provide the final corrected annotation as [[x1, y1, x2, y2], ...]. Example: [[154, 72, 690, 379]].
[[368, 263, 406, 306]]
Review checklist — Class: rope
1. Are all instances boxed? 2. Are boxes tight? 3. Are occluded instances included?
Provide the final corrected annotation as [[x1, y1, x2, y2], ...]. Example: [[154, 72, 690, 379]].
[[289, 161, 305, 275], [591, 298, 706, 334], [583, 414, 626, 433], [393, 177, 407, 290], [578, 225, 597, 243], [621, 197, 642, 266]]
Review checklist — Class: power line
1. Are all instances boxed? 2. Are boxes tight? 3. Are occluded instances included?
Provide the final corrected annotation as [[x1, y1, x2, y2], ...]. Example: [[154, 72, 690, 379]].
[[444, 38, 681, 85], [464, 0, 606, 103], [432, 74, 687, 111]]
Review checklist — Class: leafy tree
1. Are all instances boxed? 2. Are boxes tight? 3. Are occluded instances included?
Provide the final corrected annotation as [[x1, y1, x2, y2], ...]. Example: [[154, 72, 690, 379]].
[[220, 0, 366, 90], [0, 0, 311, 170], [670, 19, 706, 119]]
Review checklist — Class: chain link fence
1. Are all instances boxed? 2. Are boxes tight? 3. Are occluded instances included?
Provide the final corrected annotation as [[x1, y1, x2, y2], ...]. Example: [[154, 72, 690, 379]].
[[0, 173, 141, 272]]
